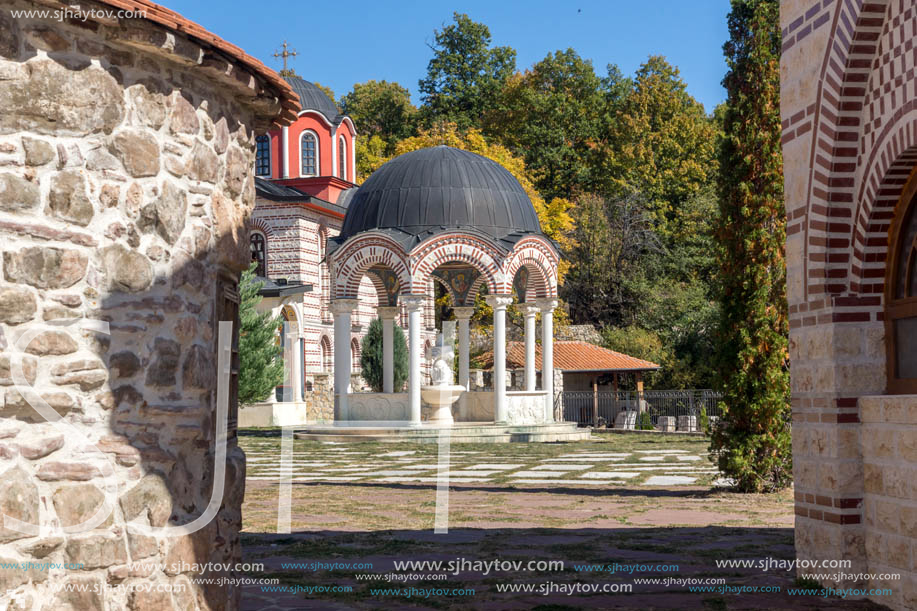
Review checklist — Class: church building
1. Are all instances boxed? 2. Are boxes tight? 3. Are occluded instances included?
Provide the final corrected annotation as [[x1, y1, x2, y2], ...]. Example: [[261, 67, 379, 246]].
[[245, 76, 437, 423]]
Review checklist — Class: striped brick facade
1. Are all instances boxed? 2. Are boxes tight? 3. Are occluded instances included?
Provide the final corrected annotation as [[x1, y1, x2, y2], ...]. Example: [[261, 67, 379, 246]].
[[782, 1, 917, 607]]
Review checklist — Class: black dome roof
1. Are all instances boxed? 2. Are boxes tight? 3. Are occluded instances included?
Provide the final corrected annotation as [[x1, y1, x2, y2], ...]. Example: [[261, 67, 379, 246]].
[[284, 76, 341, 124], [337, 147, 543, 248]]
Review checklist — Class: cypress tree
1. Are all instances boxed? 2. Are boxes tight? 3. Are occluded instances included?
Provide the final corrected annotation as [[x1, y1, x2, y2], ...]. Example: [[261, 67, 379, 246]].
[[360, 318, 409, 392], [710, 0, 792, 492], [238, 264, 285, 405]]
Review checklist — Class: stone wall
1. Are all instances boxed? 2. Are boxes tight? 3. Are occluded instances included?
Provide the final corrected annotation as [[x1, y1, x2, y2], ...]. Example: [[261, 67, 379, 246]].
[[0, 2, 294, 610], [860, 396, 917, 609], [305, 373, 333, 422], [780, 1, 917, 608]]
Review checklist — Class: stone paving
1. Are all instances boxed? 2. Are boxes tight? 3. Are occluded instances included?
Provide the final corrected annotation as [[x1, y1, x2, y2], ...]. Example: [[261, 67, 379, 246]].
[[242, 439, 730, 488]]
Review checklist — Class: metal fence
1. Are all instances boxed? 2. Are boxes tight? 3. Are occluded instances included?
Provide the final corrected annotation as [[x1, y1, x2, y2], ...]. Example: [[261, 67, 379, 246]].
[[556, 389, 724, 431]]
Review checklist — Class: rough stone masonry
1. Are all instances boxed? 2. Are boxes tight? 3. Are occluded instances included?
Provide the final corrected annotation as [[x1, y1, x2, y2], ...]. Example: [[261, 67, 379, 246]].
[[0, 1, 298, 609]]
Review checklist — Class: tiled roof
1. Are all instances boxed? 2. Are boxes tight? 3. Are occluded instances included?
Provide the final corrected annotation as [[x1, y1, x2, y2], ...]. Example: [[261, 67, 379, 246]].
[[479, 341, 660, 372], [92, 1, 300, 124]]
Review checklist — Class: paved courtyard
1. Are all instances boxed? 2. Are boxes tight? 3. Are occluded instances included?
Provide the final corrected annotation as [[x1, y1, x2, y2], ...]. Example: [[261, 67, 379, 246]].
[[237, 432, 887, 610], [243, 432, 726, 488]]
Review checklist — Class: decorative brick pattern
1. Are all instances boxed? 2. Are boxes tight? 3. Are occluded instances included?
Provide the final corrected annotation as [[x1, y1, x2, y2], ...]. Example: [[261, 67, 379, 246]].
[[782, 1, 917, 606]]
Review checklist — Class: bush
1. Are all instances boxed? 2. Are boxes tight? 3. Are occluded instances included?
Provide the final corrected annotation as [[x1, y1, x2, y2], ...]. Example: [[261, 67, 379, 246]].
[[360, 318, 409, 392], [637, 411, 654, 430], [699, 405, 709, 435]]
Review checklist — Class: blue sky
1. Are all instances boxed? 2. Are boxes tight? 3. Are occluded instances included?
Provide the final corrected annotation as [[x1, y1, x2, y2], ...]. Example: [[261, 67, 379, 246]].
[[161, 0, 732, 113]]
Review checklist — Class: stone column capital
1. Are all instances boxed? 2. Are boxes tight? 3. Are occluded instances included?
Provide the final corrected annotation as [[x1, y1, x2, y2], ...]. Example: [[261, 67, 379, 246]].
[[485, 294, 514, 310], [330, 299, 359, 315], [452, 306, 475, 320], [400, 294, 425, 311], [535, 297, 558, 312], [522, 303, 540, 317], [378, 306, 400, 320]]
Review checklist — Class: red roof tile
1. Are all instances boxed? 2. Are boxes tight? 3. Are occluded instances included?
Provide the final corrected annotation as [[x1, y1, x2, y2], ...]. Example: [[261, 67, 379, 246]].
[[478, 341, 660, 372]]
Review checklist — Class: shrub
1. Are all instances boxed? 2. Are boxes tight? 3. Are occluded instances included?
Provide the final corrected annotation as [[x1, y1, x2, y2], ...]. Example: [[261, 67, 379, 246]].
[[637, 412, 654, 430]]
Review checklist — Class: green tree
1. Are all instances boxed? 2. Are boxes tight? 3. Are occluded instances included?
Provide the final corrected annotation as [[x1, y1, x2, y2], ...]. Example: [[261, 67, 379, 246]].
[[340, 80, 418, 181], [710, 0, 791, 493], [360, 318, 409, 392], [238, 264, 284, 405], [598, 56, 717, 236], [485, 49, 607, 200], [419, 12, 516, 131], [340, 80, 417, 145]]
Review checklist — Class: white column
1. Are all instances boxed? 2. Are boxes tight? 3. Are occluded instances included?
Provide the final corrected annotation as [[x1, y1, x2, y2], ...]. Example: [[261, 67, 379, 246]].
[[290, 331, 303, 403], [401, 295, 425, 426], [486, 295, 513, 424], [522, 303, 539, 392], [453, 307, 474, 391], [281, 126, 290, 178], [331, 299, 358, 421], [378, 306, 400, 394], [537, 298, 557, 423], [351, 134, 357, 182]]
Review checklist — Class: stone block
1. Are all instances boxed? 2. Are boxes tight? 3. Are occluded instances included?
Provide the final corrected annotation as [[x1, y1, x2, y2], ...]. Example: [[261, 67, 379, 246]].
[[120, 473, 172, 527], [109, 129, 160, 177], [52, 483, 111, 528], [656, 416, 675, 432], [0, 285, 36, 324], [48, 170, 94, 226], [37, 461, 102, 481], [677, 415, 697, 432], [0, 59, 124, 135], [3, 246, 87, 289], [101, 244, 153, 293], [0, 467, 38, 543], [65, 534, 127, 569]]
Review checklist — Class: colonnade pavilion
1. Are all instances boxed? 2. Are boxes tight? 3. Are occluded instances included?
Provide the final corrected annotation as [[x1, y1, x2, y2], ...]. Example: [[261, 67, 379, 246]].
[[323, 146, 563, 428]]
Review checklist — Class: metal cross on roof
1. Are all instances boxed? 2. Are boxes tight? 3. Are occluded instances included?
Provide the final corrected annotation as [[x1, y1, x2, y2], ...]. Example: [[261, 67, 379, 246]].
[[273, 41, 298, 75]]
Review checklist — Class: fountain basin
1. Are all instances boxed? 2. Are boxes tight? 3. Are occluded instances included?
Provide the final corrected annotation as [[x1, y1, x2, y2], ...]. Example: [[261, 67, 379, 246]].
[[420, 385, 465, 425]]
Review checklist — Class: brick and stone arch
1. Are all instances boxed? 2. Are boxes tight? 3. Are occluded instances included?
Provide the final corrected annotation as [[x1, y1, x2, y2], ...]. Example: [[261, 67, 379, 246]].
[[0, 2, 298, 610], [331, 233, 412, 300], [504, 238, 560, 300], [409, 233, 504, 297]]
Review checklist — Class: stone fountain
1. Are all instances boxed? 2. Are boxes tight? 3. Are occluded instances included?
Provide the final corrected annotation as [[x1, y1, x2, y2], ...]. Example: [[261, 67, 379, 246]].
[[421, 332, 465, 425]]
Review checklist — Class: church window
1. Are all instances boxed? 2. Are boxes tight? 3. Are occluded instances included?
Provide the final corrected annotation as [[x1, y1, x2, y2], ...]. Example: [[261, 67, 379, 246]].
[[301, 131, 319, 176], [250, 232, 266, 277], [338, 136, 347, 180], [888, 183, 917, 393], [255, 134, 271, 176]]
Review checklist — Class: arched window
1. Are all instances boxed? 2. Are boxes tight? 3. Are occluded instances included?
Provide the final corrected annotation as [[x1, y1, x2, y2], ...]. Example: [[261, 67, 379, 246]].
[[351, 338, 360, 372], [320, 336, 332, 373], [255, 134, 271, 177], [250, 232, 266, 276], [301, 131, 319, 176], [318, 226, 331, 321], [338, 136, 347, 180], [887, 179, 917, 393]]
